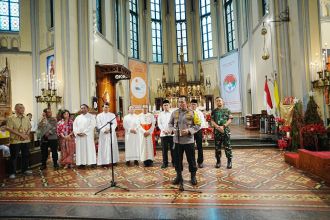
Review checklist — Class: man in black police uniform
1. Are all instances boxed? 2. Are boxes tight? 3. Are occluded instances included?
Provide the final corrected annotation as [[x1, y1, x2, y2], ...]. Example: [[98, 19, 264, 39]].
[[168, 96, 201, 185]]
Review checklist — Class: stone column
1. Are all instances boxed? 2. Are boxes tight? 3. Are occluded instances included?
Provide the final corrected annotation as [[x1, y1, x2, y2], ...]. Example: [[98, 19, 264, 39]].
[[30, 0, 40, 116]]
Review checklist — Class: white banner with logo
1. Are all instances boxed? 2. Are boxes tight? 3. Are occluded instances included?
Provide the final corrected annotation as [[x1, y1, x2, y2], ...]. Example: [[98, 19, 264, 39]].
[[219, 51, 242, 112]]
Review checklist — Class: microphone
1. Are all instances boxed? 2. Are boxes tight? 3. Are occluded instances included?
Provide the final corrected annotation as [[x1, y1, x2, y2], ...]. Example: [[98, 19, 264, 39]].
[[96, 113, 117, 133]]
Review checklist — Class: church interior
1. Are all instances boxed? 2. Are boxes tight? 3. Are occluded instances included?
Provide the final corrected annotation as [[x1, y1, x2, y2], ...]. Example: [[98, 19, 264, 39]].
[[0, 0, 330, 219]]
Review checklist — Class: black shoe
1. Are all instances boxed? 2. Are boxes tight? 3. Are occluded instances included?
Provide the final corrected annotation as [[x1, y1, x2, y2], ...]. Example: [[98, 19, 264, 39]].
[[215, 162, 221, 168], [134, 160, 139, 166], [198, 163, 203, 168], [53, 163, 59, 169], [126, 161, 130, 166], [39, 165, 47, 170], [227, 159, 232, 169], [161, 163, 168, 169], [172, 173, 183, 185], [78, 165, 86, 169], [191, 172, 197, 185]]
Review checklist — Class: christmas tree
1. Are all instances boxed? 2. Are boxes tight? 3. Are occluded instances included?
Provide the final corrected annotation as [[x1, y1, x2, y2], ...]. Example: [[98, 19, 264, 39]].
[[304, 96, 323, 125], [302, 95, 325, 151], [290, 101, 304, 151]]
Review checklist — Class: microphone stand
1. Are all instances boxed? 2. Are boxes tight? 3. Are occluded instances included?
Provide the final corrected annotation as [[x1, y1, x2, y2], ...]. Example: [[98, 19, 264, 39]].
[[171, 111, 202, 203], [95, 116, 129, 195]]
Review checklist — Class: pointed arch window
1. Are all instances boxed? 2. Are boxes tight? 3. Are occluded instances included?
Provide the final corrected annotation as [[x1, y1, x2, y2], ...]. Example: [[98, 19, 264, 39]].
[[151, 0, 162, 62], [115, 0, 120, 49], [96, 0, 103, 34], [175, 0, 188, 62], [224, 0, 235, 52], [262, 0, 269, 16], [200, 0, 213, 59], [130, 0, 139, 59]]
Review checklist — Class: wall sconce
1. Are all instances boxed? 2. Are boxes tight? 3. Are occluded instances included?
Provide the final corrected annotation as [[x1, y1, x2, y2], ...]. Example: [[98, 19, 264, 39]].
[[268, 7, 290, 23]]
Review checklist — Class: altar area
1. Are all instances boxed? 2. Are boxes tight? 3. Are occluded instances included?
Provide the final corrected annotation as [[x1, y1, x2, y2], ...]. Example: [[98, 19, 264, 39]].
[[154, 48, 214, 111]]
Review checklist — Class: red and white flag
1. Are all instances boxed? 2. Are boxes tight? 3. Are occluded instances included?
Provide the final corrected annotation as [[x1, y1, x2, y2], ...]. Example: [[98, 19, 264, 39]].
[[264, 79, 273, 114]]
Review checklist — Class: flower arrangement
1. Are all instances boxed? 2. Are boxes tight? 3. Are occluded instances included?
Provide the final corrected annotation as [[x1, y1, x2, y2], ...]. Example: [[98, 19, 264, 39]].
[[202, 127, 214, 141], [205, 113, 211, 122], [277, 139, 288, 150], [279, 125, 291, 133], [301, 124, 326, 135], [275, 117, 286, 125]]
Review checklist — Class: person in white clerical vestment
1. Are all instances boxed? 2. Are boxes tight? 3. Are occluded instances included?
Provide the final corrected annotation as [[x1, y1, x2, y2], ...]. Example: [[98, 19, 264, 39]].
[[96, 102, 119, 166], [138, 105, 155, 167], [123, 106, 140, 166], [73, 104, 96, 167]]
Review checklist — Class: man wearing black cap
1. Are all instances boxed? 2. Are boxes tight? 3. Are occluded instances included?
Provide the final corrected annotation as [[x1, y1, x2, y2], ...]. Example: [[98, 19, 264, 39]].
[[190, 99, 206, 168], [168, 96, 201, 185], [157, 100, 174, 168]]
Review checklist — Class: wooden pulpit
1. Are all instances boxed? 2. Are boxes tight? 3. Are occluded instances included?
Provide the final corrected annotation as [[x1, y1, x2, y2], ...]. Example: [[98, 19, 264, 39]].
[[95, 63, 131, 113]]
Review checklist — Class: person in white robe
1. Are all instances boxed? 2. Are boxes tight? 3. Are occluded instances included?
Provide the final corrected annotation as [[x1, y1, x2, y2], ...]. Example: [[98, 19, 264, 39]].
[[96, 102, 119, 165], [123, 106, 140, 166], [138, 105, 155, 167], [73, 104, 96, 167]]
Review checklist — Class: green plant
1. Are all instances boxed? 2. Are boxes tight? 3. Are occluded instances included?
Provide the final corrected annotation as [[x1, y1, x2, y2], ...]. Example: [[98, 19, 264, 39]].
[[290, 101, 304, 152], [304, 96, 323, 125]]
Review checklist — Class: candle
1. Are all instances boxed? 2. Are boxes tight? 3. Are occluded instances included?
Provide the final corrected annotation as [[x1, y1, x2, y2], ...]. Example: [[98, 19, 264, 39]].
[[325, 43, 328, 63], [311, 62, 314, 81], [322, 57, 325, 78]]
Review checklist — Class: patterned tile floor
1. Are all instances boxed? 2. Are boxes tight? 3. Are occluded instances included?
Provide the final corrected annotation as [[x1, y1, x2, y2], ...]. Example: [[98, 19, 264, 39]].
[[0, 149, 330, 219]]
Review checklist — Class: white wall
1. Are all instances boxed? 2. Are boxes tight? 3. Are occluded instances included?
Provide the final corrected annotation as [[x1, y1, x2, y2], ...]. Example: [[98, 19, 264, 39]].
[[1, 0, 34, 114]]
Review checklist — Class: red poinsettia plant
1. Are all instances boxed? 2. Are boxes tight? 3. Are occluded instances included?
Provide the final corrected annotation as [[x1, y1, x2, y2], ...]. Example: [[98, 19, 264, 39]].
[[301, 124, 326, 134], [202, 127, 214, 140], [205, 113, 211, 122], [275, 117, 286, 125], [279, 125, 291, 133], [277, 139, 288, 149]]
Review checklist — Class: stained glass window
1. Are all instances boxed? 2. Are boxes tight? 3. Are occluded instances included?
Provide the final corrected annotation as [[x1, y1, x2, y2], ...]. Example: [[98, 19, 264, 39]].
[[262, 0, 269, 16], [96, 0, 102, 34], [115, 0, 120, 49], [224, 0, 235, 52], [200, 0, 213, 59], [151, 0, 162, 62], [130, 0, 139, 59], [50, 0, 54, 28], [175, 0, 187, 62], [0, 0, 19, 32]]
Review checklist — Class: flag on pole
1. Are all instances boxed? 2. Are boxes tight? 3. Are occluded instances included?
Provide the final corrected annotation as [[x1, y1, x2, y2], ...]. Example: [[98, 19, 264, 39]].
[[274, 80, 280, 109], [264, 78, 273, 114]]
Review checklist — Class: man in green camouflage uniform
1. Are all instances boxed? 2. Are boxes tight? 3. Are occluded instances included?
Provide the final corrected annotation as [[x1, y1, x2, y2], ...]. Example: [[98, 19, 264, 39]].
[[211, 97, 233, 169]]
